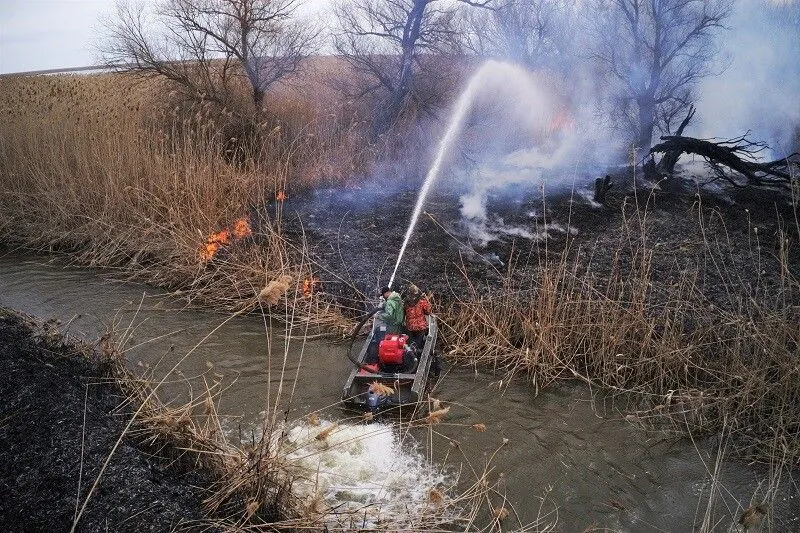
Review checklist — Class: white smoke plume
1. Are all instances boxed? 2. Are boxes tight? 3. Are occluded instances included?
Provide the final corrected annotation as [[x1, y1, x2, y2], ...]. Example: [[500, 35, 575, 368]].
[[447, 62, 611, 244], [696, 0, 800, 157]]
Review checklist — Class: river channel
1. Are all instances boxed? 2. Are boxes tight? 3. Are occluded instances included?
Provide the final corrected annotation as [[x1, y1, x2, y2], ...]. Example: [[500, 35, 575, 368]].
[[1, 253, 797, 531]]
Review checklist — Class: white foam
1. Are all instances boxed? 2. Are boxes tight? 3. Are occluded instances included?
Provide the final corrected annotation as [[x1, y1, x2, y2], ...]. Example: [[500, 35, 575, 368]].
[[281, 420, 450, 528]]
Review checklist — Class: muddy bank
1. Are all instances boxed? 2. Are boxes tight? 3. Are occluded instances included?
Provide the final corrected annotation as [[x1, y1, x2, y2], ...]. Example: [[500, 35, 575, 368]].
[[0, 308, 214, 532]]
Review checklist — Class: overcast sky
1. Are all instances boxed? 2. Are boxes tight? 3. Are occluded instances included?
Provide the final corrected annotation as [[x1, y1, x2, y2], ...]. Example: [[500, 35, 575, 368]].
[[0, 0, 796, 75], [0, 0, 330, 74], [0, 1, 114, 73]]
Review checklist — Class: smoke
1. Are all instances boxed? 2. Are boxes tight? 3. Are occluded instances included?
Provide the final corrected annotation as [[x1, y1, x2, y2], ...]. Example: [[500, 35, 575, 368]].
[[444, 62, 614, 244], [367, 1, 799, 249], [445, 0, 800, 246], [696, 0, 800, 157]]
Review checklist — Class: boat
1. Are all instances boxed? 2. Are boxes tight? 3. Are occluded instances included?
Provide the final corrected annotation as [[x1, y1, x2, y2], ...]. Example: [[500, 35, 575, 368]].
[[341, 314, 438, 414]]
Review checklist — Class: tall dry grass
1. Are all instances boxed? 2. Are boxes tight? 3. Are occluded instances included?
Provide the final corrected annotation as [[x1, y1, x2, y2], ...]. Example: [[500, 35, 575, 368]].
[[0, 72, 369, 320], [442, 194, 800, 466]]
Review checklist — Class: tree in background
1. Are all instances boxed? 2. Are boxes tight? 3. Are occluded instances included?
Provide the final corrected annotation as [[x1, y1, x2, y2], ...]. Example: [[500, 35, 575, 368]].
[[333, 0, 466, 139], [459, 0, 578, 76], [102, 0, 318, 112], [588, 0, 730, 156]]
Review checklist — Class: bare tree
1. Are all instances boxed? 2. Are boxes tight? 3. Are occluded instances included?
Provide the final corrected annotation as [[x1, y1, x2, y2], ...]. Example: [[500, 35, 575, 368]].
[[102, 0, 318, 111], [589, 0, 730, 155], [333, 0, 466, 138], [460, 0, 577, 75]]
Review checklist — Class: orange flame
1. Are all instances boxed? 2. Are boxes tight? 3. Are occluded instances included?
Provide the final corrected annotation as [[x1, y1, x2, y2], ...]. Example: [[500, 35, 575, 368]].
[[200, 216, 252, 261], [276, 190, 287, 202], [547, 110, 575, 135], [232, 217, 252, 239], [302, 277, 318, 297]]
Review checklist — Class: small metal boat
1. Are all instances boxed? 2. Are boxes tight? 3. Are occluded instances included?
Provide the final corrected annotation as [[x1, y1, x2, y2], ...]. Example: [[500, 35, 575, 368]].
[[341, 315, 438, 414]]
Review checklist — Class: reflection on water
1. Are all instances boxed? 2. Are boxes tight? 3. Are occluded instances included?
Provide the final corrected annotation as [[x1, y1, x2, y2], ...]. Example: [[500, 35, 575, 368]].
[[1, 252, 797, 531]]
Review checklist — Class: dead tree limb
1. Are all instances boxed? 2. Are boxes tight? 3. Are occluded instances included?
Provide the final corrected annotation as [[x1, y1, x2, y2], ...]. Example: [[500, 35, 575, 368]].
[[650, 134, 799, 188], [658, 105, 696, 174]]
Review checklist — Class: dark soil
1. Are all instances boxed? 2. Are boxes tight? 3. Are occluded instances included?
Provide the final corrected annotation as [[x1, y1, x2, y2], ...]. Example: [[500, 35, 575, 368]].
[[0, 309, 214, 533], [280, 171, 800, 314]]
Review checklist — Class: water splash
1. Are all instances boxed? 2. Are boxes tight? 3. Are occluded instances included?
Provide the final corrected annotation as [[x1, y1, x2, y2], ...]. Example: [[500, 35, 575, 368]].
[[387, 61, 556, 287], [282, 420, 448, 528]]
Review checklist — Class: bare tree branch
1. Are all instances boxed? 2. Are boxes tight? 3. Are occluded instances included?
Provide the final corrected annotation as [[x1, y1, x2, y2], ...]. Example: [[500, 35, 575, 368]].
[[333, 0, 466, 138], [650, 133, 800, 188], [589, 0, 731, 153], [100, 0, 318, 112], [458, 0, 577, 75]]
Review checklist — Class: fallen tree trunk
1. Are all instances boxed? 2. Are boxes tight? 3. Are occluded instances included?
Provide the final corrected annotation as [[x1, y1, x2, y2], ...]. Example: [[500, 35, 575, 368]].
[[650, 134, 799, 188], [657, 106, 696, 174]]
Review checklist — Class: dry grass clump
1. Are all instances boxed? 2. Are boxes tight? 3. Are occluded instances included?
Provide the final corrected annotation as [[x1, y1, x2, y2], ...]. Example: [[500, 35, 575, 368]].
[[259, 274, 294, 306], [81, 319, 314, 529], [367, 380, 395, 397], [0, 72, 363, 332], [443, 202, 800, 465]]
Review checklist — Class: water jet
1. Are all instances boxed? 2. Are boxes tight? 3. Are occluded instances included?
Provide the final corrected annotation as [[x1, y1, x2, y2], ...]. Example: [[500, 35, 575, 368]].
[[387, 61, 556, 287]]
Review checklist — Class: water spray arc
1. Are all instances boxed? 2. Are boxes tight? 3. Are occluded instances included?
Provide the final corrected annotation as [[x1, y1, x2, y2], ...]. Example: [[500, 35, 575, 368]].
[[388, 61, 503, 288]]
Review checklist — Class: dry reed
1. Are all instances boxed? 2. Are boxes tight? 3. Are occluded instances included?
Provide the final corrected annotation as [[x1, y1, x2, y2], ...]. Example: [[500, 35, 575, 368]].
[[442, 197, 800, 466], [0, 72, 365, 328]]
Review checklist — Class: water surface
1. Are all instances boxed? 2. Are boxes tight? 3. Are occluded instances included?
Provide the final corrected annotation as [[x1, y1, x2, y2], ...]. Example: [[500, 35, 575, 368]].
[[1, 253, 796, 531]]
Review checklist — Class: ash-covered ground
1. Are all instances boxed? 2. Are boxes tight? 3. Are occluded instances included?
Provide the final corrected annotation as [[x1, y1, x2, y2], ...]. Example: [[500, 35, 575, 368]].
[[280, 169, 799, 314], [0, 309, 214, 532]]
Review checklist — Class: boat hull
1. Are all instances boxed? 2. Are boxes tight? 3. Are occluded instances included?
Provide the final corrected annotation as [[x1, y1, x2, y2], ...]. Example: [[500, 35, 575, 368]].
[[341, 316, 438, 412]]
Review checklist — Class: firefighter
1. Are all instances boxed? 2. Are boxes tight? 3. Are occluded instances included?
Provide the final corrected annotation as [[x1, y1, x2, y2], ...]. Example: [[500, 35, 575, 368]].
[[378, 286, 405, 334], [403, 284, 441, 377], [403, 283, 430, 351]]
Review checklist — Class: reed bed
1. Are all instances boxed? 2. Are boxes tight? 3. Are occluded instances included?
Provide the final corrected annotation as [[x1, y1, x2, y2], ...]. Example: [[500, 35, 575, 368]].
[[442, 198, 800, 466], [0, 73, 368, 332]]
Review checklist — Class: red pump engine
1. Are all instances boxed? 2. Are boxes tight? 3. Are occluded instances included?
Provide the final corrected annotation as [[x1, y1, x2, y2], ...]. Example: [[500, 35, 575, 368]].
[[378, 334, 409, 366]]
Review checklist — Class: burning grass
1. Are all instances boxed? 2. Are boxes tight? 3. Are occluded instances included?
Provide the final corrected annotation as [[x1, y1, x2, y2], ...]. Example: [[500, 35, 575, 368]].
[[0, 72, 367, 330]]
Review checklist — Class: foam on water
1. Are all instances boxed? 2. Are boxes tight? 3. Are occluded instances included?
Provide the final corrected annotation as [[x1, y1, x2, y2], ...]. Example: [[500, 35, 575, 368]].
[[281, 420, 449, 527]]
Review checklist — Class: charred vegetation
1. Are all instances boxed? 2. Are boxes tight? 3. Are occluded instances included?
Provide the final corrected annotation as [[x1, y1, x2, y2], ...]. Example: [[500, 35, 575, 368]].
[[650, 133, 800, 188]]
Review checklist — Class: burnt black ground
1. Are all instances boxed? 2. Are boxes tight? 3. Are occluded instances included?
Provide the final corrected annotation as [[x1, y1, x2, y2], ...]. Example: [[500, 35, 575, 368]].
[[0, 309, 213, 533], [280, 171, 800, 315]]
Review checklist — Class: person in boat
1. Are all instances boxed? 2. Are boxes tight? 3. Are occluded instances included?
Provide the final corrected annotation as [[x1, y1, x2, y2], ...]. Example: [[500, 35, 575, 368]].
[[378, 286, 405, 334], [364, 286, 405, 365], [403, 283, 431, 352], [403, 284, 441, 377]]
